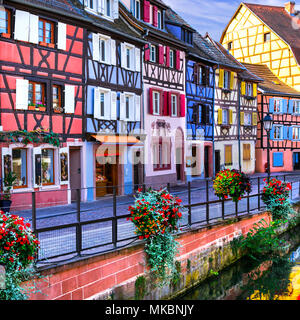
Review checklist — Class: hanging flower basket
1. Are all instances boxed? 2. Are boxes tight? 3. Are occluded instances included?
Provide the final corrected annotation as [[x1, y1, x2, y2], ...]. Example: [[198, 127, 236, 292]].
[[213, 169, 252, 202]]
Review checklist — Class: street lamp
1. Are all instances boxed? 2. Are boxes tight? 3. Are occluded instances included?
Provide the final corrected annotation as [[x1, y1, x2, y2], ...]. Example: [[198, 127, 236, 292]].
[[263, 114, 273, 182]]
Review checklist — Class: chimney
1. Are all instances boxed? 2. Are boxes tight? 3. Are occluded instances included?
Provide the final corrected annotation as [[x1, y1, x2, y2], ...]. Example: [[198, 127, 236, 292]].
[[285, 1, 296, 15]]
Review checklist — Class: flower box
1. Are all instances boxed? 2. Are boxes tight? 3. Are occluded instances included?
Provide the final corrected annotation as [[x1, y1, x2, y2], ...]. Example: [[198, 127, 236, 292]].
[[1, 33, 11, 39], [28, 105, 36, 111]]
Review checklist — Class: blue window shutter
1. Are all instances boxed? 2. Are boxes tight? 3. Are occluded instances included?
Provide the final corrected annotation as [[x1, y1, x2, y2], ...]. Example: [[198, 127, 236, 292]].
[[288, 100, 294, 114], [273, 152, 283, 167], [270, 127, 275, 140], [283, 126, 288, 139], [282, 99, 288, 114], [289, 127, 294, 140], [269, 98, 274, 113]]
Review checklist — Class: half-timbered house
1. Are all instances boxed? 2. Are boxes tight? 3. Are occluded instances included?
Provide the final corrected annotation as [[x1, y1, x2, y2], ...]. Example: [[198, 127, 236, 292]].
[[243, 63, 300, 173], [164, 9, 216, 180], [205, 35, 261, 174], [77, 0, 146, 197], [0, 0, 86, 210], [120, 0, 187, 186]]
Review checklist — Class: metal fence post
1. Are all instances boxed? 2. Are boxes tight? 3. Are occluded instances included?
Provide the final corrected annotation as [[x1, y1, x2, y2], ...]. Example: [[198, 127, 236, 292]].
[[258, 177, 261, 210], [222, 199, 225, 220], [167, 183, 170, 192], [206, 180, 209, 224], [112, 186, 117, 248], [31, 192, 36, 232], [188, 181, 192, 226], [247, 190, 250, 214], [76, 189, 82, 257]]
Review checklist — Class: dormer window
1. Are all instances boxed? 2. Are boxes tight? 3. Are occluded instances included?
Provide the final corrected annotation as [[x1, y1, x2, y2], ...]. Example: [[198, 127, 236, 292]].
[[85, 0, 118, 19], [105, 0, 111, 17], [157, 9, 162, 29], [134, 0, 141, 20], [181, 29, 192, 45]]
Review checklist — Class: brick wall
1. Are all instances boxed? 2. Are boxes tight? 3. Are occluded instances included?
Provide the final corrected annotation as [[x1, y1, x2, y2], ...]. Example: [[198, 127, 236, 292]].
[[23, 211, 271, 300]]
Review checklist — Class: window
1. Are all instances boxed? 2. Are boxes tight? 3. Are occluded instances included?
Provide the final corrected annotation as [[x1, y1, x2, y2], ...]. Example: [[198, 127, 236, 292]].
[[274, 99, 282, 113], [153, 91, 160, 115], [105, 0, 111, 17], [200, 105, 209, 125], [244, 113, 252, 126], [181, 29, 192, 44], [125, 96, 130, 119], [293, 127, 300, 140], [126, 47, 131, 69], [195, 65, 208, 86], [228, 42, 232, 51], [223, 70, 230, 90], [264, 32, 271, 42], [39, 18, 55, 47], [42, 149, 54, 185], [100, 92, 105, 117], [0, 7, 11, 37], [171, 94, 178, 116], [222, 109, 229, 125], [12, 149, 27, 188], [246, 83, 253, 96], [243, 144, 251, 161], [135, 0, 141, 19], [293, 100, 300, 114], [153, 137, 171, 170], [169, 49, 174, 68], [99, 35, 111, 64], [100, 39, 106, 62], [28, 81, 46, 110], [157, 10, 162, 29], [150, 45, 157, 63], [53, 85, 62, 113], [225, 145, 232, 166], [87, 0, 95, 10], [273, 125, 283, 140]]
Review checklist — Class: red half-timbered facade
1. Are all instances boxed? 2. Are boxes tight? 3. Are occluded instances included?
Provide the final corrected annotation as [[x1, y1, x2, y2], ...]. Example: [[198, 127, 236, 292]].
[[0, 0, 85, 210]]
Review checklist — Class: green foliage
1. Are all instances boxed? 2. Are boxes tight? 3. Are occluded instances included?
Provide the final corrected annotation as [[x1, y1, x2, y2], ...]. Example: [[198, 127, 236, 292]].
[[171, 260, 182, 286], [213, 169, 252, 202], [235, 219, 288, 261], [134, 276, 147, 300], [2, 172, 17, 200]]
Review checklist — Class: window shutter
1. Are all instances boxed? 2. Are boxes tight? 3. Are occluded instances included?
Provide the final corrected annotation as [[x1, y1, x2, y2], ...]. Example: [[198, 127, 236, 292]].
[[229, 109, 233, 124], [241, 81, 246, 96], [92, 33, 100, 61], [240, 111, 244, 125], [163, 91, 169, 116], [57, 22, 67, 51], [135, 95, 141, 121], [110, 39, 116, 66], [252, 112, 258, 126], [230, 72, 234, 90], [165, 46, 170, 67], [218, 109, 222, 124], [59, 147, 69, 185], [98, 0, 105, 14], [111, 91, 117, 120], [175, 50, 181, 70], [120, 93, 126, 120], [64, 85, 75, 114], [253, 83, 257, 97], [219, 69, 224, 88], [288, 100, 294, 114], [14, 10, 30, 42], [149, 88, 153, 115], [144, 44, 150, 61], [282, 99, 288, 114], [180, 94, 186, 117], [153, 6, 158, 27], [112, 0, 119, 19], [144, 0, 150, 23], [289, 127, 294, 140], [16, 79, 29, 110], [135, 47, 141, 72], [283, 126, 288, 140], [29, 14, 39, 44], [270, 127, 275, 140], [104, 90, 111, 120], [121, 43, 126, 69], [159, 45, 164, 65], [269, 98, 274, 113], [94, 87, 101, 119], [33, 147, 42, 188]]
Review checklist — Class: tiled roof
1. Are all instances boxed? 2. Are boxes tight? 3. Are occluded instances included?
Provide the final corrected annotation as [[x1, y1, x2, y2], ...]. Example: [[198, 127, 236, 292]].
[[243, 3, 300, 65], [165, 8, 196, 31], [243, 63, 300, 97]]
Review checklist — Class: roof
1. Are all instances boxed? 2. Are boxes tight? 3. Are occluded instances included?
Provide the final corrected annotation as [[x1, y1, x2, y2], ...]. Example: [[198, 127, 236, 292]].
[[242, 63, 300, 97], [221, 2, 300, 65], [165, 8, 196, 32]]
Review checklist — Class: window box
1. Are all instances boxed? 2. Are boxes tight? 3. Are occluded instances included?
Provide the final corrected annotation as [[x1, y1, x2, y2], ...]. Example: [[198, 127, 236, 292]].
[[1, 32, 10, 38], [244, 95, 255, 101], [222, 88, 231, 94], [28, 104, 36, 111]]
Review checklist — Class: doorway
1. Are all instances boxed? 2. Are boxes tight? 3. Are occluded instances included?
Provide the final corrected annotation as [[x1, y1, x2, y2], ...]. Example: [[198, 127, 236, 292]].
[[69, 147, 82, 202], [215, 150, 221, 175], [293, 152, 300, 170], [133, 150, 143, 190], [176, 148, 183, 181], [204, 146, 210, 178]]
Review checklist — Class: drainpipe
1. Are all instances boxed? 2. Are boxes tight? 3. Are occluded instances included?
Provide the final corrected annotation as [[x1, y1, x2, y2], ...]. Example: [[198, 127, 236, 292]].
[[212, 65, 217, 178], [238, 79, 241, 172]]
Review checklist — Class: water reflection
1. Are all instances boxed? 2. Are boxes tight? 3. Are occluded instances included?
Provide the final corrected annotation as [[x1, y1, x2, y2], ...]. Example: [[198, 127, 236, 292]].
[[181, 245, 300, 300]]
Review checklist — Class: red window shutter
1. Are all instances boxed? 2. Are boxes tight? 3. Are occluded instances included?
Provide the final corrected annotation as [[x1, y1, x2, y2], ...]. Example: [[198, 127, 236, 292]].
[[153, 6, 158, 27], [144, 1, 150, 23], [159, 89, 164, 116], [180, 94, 186, 117], [144, 44, 150, 61], [176, 50, 181, 70], [159, 45, 164, 65], [165, 46, 170, 67], [163, 91, 169, 116], [149, 88, 153, 114]]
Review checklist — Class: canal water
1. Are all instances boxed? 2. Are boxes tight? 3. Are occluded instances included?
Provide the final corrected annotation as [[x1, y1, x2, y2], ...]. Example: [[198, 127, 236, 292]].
[[180, 243, 300, 300]]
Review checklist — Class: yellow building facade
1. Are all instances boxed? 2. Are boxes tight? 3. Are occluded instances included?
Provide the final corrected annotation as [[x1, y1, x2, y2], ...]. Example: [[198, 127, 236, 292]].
[[221, 2, 300, 92]]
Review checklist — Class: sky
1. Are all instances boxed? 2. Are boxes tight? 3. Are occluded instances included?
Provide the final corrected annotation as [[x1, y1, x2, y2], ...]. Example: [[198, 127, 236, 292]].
[[163, 0, 285, 41]]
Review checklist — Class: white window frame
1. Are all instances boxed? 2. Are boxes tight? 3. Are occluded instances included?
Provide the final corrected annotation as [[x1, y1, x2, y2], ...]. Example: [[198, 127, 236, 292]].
[[293, 126, 300, 140], [171, 94, 178, 117], [273, 125, 283, 140], [123, 92, 135, 121], [169, 49, 174, 68], [150, 45, 156, 63], [244, 112, 252, 126], [135, 0, 141, 19], [153, 91, 160, 115], [99, 34, 111, 65], [222, 109, 229, 125], [274, 98, 282, 114], [293, 100, 300, 114], [157, 10, 162, 29]]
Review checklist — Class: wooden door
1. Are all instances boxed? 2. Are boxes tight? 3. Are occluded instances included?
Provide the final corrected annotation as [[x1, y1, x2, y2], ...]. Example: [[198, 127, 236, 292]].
[[70, 148, 81, 202]]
